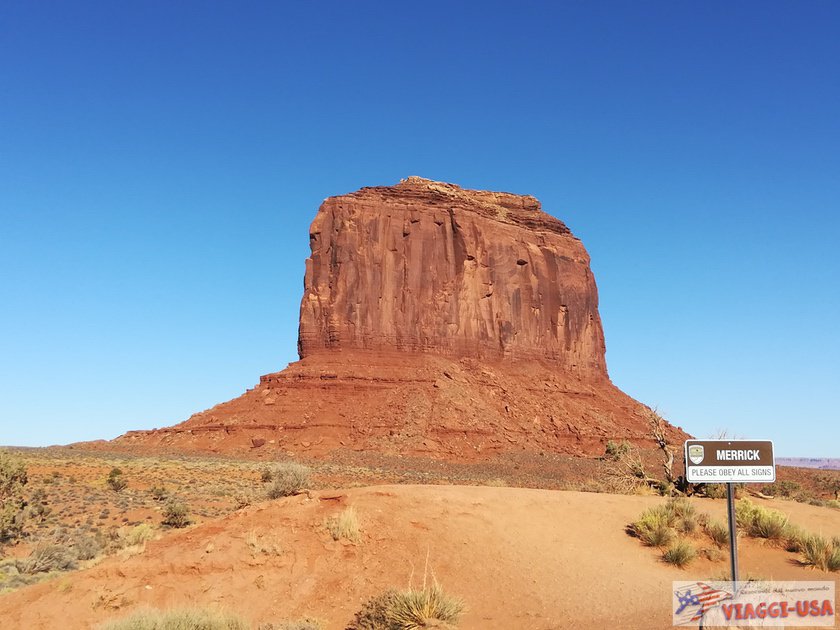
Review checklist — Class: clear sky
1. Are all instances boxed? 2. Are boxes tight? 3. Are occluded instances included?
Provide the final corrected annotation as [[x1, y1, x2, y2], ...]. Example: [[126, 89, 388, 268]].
[[1, 2, 838, 457]]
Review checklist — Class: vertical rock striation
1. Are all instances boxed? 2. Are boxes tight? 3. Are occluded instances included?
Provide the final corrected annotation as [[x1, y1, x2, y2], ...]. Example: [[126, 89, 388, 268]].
[[299, 177, 607, 379]]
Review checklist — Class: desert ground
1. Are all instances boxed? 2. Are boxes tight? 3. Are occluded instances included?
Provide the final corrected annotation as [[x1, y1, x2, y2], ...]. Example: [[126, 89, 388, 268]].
[[1, 448, 838, 629]]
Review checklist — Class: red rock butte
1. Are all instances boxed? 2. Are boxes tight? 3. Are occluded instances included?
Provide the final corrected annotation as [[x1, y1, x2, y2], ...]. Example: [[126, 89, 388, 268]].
[[114, 177, 686, 457]]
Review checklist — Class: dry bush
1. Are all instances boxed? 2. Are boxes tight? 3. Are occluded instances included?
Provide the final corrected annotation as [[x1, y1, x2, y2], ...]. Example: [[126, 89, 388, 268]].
[[266, 463, 310, 499], [161, 500, 190, 528], [348, 585, 464, 630], [17, 543, 77, 575], [325, 506, 361, 543], [73, 532, 103, 560], [98, 607, 248, 629]]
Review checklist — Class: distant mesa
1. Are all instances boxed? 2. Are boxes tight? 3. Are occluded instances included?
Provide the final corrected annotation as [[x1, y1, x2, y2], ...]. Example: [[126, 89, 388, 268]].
[[112, 177, 687, 457]]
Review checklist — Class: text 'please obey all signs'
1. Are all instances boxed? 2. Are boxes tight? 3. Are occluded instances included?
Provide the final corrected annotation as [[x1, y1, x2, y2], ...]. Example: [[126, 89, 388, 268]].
[[684, 440, 776, 484]]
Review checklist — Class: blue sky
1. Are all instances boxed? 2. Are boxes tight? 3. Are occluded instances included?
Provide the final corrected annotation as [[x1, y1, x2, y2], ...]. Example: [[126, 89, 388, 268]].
[[1, 2, 838, 456]]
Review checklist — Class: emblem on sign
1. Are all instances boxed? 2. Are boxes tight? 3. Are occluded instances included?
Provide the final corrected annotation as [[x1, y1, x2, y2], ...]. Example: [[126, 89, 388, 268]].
[[688, 445, 705, 465]]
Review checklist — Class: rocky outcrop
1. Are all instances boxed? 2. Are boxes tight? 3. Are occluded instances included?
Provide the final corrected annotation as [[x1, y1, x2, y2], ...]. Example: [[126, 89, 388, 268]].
[[111, 178, 688, 458], [298, 177, 606, 379]]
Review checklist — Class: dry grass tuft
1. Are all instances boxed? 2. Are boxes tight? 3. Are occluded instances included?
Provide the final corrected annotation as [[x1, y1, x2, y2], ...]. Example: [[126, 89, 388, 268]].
[[662, 540, 696, 568], [98, 607, 248, 629], [348, 585, 464, 630], [325, 506, 361, 543]]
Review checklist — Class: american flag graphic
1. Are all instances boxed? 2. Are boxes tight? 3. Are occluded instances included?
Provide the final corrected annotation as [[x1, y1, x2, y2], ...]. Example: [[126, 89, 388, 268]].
[[674, 581, 734, 625]]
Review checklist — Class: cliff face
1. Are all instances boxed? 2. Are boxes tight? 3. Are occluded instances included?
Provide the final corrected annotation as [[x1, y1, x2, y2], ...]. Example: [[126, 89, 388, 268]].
[[299, 177, 607, 379]]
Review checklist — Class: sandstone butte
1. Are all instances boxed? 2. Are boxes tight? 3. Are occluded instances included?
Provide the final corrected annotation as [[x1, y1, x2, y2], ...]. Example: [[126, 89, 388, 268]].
[[113, 177, 688, 458]]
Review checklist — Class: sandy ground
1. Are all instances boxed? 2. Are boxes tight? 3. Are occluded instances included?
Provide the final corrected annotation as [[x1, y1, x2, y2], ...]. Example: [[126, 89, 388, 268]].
[[1, 485, 838, 629]]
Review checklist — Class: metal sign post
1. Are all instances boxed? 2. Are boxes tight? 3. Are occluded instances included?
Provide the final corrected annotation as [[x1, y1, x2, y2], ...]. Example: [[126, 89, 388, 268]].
[[684, 439, 775, 587], [726, 482, 739, 588]]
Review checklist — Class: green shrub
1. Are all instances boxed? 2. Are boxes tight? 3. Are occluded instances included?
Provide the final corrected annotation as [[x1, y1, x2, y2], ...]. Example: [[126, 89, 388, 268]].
[[161, 500, 190, 529], [631, 506, 675, 548], [98, 607, 248, 629], [663, 540, 696, 568], [266, 463, 310, 499], [17, 543, 76, 574]]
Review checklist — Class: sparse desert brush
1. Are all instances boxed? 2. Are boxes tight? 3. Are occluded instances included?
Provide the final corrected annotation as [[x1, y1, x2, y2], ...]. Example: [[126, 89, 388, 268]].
[[663, 540, 696, 568], [260, 467, 274, 483], [161, 500, 190, 529], [98, 607, 248, 630], [266, 462, 310, 499], [703, 519, 729, 548], [0, 451, 28, 542], [348, 584, 464, 630], [325, 506, 361, 543], [483, 478, 507, 487], [17, 543, 77, 575]]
